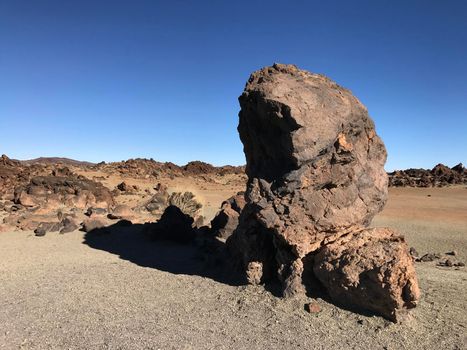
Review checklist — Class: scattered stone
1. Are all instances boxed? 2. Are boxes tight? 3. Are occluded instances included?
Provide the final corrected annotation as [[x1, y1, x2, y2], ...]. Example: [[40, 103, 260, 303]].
[[82, 218, 108, 233], [304, 302, 321, 314], [437, 259, 450, 267], [59, 217, 80, 234], [446, 251, 457, 256], [409, 247, 419, 258], [85, 207, 107, 217], [145, 184, 169, 214], [16, 192, 37, 207], [419, 253, 441, 262], [117, 182, 130, 192], [35, 221, 62, 233], [34, 227, 46, 237], [108, 204, 133, 220], [10, 204, 24, 212]]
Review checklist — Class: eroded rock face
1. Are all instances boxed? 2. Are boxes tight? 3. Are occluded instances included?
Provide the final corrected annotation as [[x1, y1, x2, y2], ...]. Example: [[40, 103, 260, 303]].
[[313, 228, 420, 321], [227, 64, 419, 321]]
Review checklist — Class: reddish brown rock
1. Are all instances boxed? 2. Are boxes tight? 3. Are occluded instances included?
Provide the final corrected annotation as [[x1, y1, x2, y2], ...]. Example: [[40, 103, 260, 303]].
[[313, 228, 419, 322], [304, 302, 321, 314], [108, 204, 134, 220], [16, 192, 38, 207], [210, 193, 245, 239], [82, 217, 109, 232], [60, 216, 80, 233], [388, 162, 467, 187], [226, 64, 419, 321]]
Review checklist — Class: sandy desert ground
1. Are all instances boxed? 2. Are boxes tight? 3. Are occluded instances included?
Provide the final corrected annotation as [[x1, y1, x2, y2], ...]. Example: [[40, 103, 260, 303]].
[[1, 181, 466, 350]]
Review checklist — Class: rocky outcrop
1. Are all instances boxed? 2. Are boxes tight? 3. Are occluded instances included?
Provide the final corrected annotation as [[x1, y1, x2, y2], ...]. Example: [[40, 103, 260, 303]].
[[94, 158, 245, 179], [226, 64, 419, 321], [388, 163, 467, 187], [14, 174, 114, 209]]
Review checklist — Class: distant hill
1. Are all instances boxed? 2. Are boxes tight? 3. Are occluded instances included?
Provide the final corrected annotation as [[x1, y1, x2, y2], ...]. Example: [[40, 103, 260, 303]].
[[20, 157, 96, 167]]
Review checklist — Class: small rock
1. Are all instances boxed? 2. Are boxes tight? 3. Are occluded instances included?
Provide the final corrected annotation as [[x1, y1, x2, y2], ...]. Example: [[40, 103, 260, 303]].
[[454, 262, 465, 267], [304, 302, 321, 314], [60, 217, 79, 234], [60, 223, 79, 234], [437, 259, 455, 267], [34, 227, 46, 237], [85, 207, 107, 217], [36, 222, 62, 233], [419, 253, 441, 262], [446, 251, 457, 256], [82, 218, 108, 232], [409, 247, 419, 258], [117, 182, 129, 192], [107, 204, 133, 220]]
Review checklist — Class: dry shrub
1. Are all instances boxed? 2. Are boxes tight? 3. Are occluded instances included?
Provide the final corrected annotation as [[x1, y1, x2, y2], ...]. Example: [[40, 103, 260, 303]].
[[168, 191, 202, 218]]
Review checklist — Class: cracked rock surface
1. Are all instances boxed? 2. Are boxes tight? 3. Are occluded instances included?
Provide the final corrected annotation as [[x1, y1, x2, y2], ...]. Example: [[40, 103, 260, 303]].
[[227, 63, 419, 321]]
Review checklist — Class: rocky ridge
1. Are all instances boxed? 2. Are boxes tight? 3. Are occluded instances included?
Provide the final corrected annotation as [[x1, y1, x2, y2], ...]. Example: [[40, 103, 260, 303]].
[[388, 163, 467, 187]]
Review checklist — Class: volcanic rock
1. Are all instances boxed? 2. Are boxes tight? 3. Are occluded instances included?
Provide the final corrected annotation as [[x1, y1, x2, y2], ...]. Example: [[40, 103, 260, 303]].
[[210, 193, 246, 239], [34, 227, 46, 237], [59, 216, 80, 233], [145, 183, 169, 214], [108, 204, 133, 220], [388, 163, 467, 187], [304, 302, 321, 314], [419, 253, 441, 262], [313, 228, 419, 321], [82, 217, 109, 233], [226, 63, 419, 321]]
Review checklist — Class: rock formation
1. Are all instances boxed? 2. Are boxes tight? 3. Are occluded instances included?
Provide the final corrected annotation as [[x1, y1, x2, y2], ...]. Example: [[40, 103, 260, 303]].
[[210, 192, 246, 239], [388, 163, 467, 187], [226, 64, 419, 321]]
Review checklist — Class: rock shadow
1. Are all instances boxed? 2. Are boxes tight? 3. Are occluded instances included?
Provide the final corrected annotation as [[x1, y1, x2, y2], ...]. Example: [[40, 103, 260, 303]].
[[82, 218, 242, 287]]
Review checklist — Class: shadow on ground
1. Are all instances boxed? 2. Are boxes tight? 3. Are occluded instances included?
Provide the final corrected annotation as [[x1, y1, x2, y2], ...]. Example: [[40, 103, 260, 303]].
[[82, 208, 381, 320], [82, 219, 242, 287]]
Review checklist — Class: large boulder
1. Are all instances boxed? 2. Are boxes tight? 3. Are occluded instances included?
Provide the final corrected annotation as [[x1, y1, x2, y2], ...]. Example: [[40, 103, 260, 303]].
[[227, 64, 419, 321]]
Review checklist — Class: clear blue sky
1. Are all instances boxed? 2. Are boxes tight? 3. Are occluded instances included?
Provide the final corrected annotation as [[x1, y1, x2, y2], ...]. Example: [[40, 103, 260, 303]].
[[0, 1, 466, 170]]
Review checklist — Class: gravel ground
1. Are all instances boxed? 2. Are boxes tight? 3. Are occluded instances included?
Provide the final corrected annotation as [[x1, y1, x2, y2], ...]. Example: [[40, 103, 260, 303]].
[[0, 187, 466, 350]]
